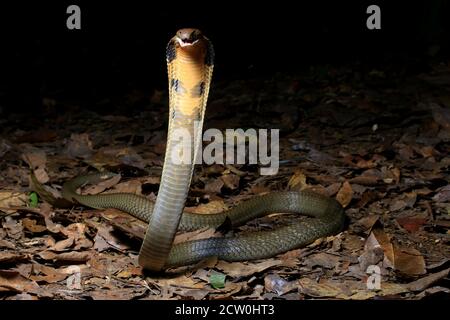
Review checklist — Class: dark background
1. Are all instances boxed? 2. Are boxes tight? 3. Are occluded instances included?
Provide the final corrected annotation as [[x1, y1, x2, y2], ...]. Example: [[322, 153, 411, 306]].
[[0, 0, 449, 113]]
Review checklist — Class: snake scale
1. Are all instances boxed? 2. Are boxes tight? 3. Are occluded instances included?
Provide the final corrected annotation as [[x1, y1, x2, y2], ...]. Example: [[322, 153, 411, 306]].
[[59, 29, 345, 271]]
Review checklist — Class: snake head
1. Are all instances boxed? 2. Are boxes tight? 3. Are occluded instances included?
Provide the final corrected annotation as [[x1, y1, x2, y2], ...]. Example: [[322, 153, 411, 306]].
[[175, 28, 203, 47]]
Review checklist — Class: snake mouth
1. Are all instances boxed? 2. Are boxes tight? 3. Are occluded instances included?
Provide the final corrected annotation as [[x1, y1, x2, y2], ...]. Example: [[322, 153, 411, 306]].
[[175, 28, 202, 47]]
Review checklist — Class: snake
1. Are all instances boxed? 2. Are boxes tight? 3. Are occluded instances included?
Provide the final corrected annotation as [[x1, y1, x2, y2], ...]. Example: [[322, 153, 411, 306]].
[[56, 29, 345, 272]]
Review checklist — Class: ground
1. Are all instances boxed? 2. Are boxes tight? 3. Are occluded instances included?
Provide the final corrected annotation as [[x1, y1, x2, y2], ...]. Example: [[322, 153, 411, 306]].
[[0, 59, 449, 300]]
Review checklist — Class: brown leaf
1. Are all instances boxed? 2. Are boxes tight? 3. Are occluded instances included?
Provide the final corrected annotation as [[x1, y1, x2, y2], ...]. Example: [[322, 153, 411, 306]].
[[406, 267, 450, 292], [173, 228, 217, 245], [101, 208, 147, 240], [90, 287, 147, 300], [2, 217, 24, 239], [0, 270, 41, 294], [336, 181, 353, 208], [371, 228, 395, 269], [38, 251, 91, 262], [264, 274, 298, 296], [51, 237, 75, 252], [29, 264, 70, 284], [304, 252, 340, 270], [216, 259, 283, 278], [349, 175, 380, 186], [0, 239, 15, 249], [221, 173, 240, 190], [396, 216, 427, 233], [21, 150, 47, 170], [298, 278, 343, 298], [0, 192, 28, 214], [94, 224, 130, 251], [0, 252, 28, 264], [84, 174, 121, 195], [433, 185, 450, 202], [287, 170, 308, 190], [188, 200, 227, 215], [65, 133, 94, 159], [204, 178, 224, 193], [354, 215, 379, 233], [393, 246, 426, 275], [22, 218, 47, 233], [358, 232, 385, 272]]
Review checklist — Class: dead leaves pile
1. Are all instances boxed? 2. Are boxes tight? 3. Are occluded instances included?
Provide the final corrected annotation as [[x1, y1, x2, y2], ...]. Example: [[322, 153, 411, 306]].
[[1, 61, 450, 300]]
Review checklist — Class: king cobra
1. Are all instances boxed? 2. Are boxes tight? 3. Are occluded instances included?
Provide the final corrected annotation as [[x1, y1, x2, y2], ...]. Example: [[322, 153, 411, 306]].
[[58, 29, 345, 272]]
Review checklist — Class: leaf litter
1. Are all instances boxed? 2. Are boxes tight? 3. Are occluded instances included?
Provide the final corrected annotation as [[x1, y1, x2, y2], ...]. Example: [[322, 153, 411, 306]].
[[1, 61, 450, 300]]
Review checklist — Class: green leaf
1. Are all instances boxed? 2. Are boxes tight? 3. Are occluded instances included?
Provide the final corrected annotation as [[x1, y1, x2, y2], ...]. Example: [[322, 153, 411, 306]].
[[29, 192, 39, 208], [210, 271, 226, 289]]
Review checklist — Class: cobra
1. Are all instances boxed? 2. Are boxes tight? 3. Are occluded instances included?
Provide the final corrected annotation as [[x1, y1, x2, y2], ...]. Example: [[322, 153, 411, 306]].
[[60, 29, 345, 272]]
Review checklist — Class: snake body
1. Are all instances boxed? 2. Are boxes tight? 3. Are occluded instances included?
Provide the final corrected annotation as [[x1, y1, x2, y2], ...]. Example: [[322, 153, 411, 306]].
[[61, 29, 345, 271]]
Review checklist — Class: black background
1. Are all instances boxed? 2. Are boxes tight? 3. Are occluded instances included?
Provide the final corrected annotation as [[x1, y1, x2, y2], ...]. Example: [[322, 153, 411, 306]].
[[0, 0, 449, 113]]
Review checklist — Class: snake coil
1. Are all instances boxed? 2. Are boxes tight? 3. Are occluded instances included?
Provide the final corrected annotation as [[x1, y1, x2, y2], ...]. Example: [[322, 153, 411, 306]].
[[61, 29, 345, 271]]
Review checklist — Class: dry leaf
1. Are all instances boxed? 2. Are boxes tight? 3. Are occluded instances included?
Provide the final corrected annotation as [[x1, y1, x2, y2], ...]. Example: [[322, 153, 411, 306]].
[[65, 133, 94, 159], [0, 192, 28, 213], [371, 228, 395, 269], [0, 252, 28, 264], [188, 200, 227, 215], [2, 217, 24, 239], [336, 181, 353, 207], [287, 170, 308, 190], [406, 268, 450, 292], [173, 228, 217, 245], [264, 274, 298, 296], [0, 270, 41, 294], [216, 259, 283, 278], [304, 252, 340, 270], [22, 218, 47, 233], [221, 174, 240, 190], [396, 216, 427, 233], [393, 246, 426, 275]]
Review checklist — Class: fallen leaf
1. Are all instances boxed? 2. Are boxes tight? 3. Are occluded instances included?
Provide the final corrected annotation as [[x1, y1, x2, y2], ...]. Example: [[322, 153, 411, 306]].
[[264, 274, 298, 296], [433, 185, 450, 202], [358, 232, 385, 272], [204, 178, 224, 194], [84, 174, 122, 195], [0, 192, 28, 214], [216, 259, 283, 278], [393, 246, 426, 275], [30, 264, 70, 284], [370, 228, 395, 269], [221, 174, 240, 190], [406, 267, 450, 292], [0, 252, 28, 264], [65, 133, 94, 159], [38, 251, 91, 262], [298, 277, 343, 298], [21, 150, 47, 170], [0, 270, 41, 294], [2, 217, 24, 239], [94, 224, 130, 251], [22, 218, 47, 233], [304, 252, 340, 270], [287, 170, 308, 190], [188, 200, 227, 215], [396, 216, 428, 233], [336, 181, 353, 208], [173, 228, 218, 245], [210, 271, 226, 289]]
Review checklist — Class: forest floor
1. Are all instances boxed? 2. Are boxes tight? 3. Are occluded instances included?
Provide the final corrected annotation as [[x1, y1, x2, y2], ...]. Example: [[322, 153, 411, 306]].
[[0, 59, 449, 300]]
